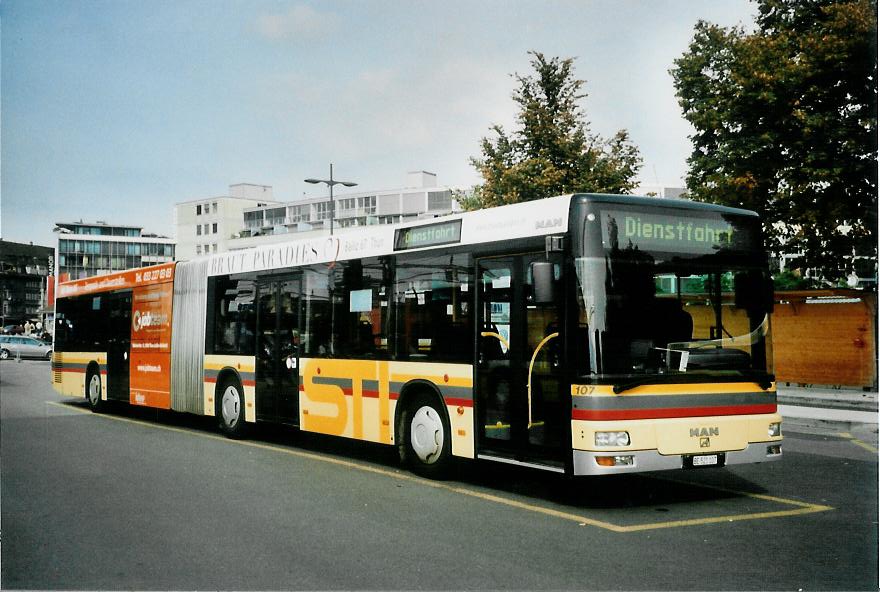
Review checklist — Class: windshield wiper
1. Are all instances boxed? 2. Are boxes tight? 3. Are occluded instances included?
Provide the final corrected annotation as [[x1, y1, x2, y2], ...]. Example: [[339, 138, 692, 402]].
[[612, 372, 774, 395]]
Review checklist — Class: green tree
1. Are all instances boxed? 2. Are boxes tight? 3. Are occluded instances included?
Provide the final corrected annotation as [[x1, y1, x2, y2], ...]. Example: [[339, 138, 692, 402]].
[[671, 0, 877, 281], [467, 52, 642, 209]]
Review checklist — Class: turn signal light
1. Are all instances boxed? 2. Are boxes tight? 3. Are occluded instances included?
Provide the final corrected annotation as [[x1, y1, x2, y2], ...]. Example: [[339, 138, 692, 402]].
[[596, 455, 634, 467]]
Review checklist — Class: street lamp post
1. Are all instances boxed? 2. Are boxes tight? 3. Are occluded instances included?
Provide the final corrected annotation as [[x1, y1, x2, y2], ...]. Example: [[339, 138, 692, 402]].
[[304, 163, 358, 236]]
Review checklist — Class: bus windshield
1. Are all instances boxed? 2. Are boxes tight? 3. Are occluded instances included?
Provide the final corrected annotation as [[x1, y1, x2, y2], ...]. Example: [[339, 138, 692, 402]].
[[574, 204, 774, 388]]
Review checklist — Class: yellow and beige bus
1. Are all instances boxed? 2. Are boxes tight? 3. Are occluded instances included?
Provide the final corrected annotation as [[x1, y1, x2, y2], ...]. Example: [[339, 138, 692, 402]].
[[52, 193, 782, 477]]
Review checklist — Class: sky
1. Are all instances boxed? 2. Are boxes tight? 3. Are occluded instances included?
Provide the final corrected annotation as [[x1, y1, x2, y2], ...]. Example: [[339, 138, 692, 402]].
[[1, 0, 758, 248]]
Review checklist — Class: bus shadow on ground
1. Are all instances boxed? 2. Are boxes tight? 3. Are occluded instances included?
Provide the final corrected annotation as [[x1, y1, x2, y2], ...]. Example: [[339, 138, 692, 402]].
[[67, 399, 769, 514], [456, 459, 762, 514]]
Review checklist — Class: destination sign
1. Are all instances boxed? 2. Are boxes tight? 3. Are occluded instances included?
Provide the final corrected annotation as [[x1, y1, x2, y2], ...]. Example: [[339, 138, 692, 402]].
[[600, 209, 756, 254], [394, 220, 462, 251]]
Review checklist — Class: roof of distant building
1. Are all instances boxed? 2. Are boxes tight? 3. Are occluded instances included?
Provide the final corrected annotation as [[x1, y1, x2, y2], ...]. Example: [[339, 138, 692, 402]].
[[54, 221, 142, 231], [0, 239, 54, 258]]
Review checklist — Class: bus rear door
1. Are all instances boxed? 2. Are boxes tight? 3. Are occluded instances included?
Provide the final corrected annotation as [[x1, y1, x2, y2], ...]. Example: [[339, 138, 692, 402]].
[[255, 276, 301, 424]]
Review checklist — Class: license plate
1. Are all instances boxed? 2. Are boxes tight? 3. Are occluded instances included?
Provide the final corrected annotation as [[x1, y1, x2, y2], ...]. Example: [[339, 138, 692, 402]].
[[691, 454, 719, 467]]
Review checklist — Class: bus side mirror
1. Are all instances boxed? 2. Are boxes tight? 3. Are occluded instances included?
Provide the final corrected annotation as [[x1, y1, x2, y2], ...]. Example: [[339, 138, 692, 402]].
[[532, 261, 555, 304]]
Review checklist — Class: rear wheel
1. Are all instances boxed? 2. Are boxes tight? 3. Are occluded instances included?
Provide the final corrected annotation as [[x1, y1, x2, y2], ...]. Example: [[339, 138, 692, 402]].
[[86, 368, 104, 412], [217, 377, 248, 439], [402, 392, 453, 478], [0, 349, 9, 360]]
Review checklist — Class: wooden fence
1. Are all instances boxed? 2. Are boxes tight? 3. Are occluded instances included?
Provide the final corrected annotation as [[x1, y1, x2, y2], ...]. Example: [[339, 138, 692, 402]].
[[772, 290, 877, 389]]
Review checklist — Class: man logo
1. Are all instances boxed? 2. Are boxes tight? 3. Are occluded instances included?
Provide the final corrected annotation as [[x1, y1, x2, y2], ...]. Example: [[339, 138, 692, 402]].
[[690, 427, 719, 438], [700, 437, 711, 448]]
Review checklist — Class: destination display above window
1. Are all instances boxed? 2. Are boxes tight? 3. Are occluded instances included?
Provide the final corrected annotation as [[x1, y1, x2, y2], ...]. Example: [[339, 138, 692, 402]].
[[394, 220, 462, 251], [599, 209, 757, 254]]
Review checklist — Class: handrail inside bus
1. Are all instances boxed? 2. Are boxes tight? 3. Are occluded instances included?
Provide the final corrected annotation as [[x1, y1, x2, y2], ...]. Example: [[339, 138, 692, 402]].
[[527, 332, 559, 428], [480, 331, 509, 352]]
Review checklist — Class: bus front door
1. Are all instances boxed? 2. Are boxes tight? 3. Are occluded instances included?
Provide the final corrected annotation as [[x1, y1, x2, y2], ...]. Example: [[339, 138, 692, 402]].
[[256, 276, 301, 424], [476, 255, 565, 469]]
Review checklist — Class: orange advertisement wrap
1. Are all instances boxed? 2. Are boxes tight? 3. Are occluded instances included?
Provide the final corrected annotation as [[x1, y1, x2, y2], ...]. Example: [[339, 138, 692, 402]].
[[130, 352, 171, 408], [57, 263, 175, 298], [130, 280, 174, 408]]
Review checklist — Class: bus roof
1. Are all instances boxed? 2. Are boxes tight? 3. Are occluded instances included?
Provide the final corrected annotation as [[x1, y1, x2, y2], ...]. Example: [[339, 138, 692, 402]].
[[55, 193, 761, 295], [203, 194, 575, 277], [572, 193, 760, 218]]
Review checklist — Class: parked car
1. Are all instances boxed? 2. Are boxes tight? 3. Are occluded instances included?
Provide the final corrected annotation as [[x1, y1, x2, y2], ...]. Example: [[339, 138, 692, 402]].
[[0, 335, 53, 360]]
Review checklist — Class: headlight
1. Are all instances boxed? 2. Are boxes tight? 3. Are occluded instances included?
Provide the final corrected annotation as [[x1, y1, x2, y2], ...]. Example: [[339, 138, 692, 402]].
[[768, 422, 781, 437], [595, 431, 631, 447]]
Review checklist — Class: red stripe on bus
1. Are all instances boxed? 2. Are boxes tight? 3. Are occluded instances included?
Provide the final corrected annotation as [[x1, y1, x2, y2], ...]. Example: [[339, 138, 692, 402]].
[[444, 397, 474, 408], [571, 404, 777, 421]]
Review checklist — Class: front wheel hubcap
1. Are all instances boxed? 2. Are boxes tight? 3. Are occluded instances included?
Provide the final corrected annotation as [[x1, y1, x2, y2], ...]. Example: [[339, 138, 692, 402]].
[[410, 406, 444, 464], [89, 375, 101, 404], [221, 386, 241, 427]]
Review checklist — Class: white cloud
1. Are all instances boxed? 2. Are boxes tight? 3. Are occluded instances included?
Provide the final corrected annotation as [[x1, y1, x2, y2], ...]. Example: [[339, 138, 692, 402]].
[[254, 5, 337, 41]]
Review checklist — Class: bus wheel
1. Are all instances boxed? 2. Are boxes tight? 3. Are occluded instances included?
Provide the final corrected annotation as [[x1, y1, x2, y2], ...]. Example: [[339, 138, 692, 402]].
[[86, 368, 104, 412], [217, 378, 248, 439], [403, 393, 452, 478]]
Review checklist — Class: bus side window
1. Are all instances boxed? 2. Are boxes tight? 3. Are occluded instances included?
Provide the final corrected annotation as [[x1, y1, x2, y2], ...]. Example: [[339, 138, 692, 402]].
[[302, 267, 332, 357], [335, 257, 391, 359], [208, 277, 255, 356], [394, 253, 472, 362]]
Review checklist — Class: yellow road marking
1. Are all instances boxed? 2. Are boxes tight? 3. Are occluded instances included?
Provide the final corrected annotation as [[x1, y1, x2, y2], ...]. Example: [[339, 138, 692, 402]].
[[837, 432, 879, 454], [46, 401, 833, 533]]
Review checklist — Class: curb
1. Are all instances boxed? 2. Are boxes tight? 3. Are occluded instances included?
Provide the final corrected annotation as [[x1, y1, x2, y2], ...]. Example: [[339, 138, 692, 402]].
[[776, 394, 878, 413]]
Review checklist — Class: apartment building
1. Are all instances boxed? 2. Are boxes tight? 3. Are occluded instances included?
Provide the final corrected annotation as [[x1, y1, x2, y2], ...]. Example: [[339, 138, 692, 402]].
[[174, 183, 281, 260], [230, 171, 459, 250], [54, 221, 176, 281], [0, 240, 54, 326]]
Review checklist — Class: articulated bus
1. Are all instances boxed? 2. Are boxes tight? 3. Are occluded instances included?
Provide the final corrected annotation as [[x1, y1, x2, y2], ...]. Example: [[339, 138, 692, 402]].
[[52, 193, 782, 477]]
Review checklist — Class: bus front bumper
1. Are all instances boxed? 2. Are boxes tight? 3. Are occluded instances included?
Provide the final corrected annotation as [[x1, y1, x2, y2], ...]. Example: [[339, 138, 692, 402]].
[[572, 441, 783, 476]]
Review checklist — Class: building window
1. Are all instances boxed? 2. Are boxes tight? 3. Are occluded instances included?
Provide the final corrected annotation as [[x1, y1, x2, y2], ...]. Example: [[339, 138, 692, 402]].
[[197, 225, 202, 236], [212, 223, 218, 234], [212, 244, 218, 253], [196, 205, 202, 215], [244, 211, 263, 229], [428, 190, 452, 211], [196, 245, 202, 255], [212, 202, 218, 214]]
